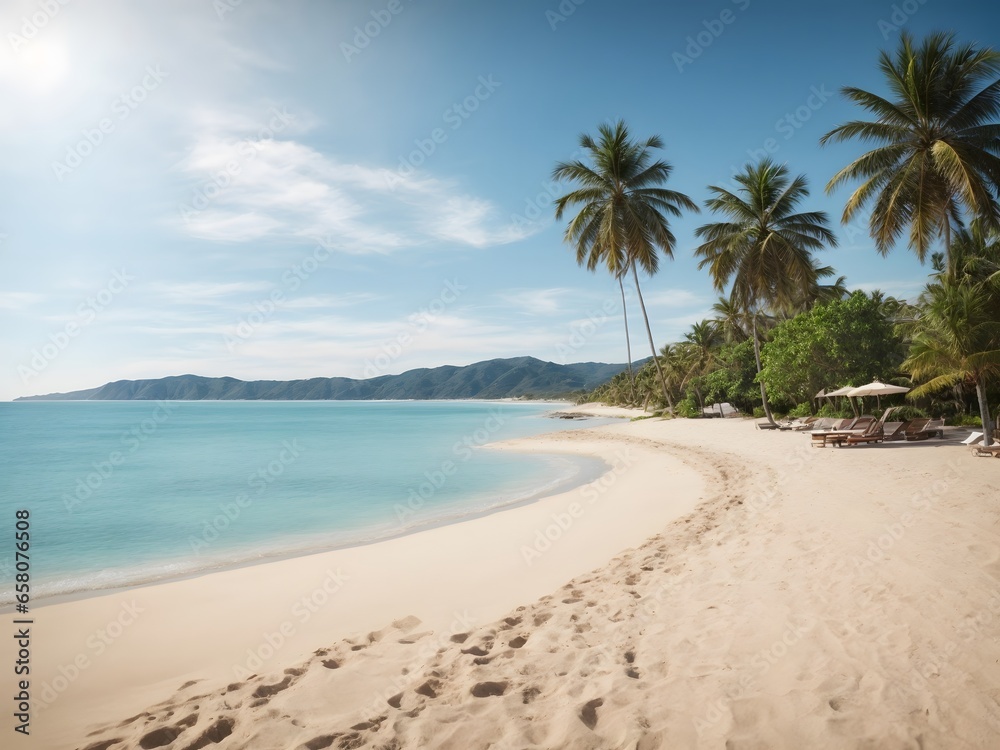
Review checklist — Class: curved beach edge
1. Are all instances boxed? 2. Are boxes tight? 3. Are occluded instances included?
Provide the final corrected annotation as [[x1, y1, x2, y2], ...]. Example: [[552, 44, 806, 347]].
[[9, 416, 1000, 749]]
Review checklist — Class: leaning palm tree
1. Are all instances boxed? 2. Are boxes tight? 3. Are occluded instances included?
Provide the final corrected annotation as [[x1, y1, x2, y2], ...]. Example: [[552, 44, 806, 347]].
[[553, 120, 699, 409], [904, 279, 1000, 446], [821, 32, 1000, 269], [694, 159, 837, 426]]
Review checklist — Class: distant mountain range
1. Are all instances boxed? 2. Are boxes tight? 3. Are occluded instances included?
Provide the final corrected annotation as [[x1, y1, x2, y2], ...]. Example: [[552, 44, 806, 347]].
[[15, 357, 643, 401]]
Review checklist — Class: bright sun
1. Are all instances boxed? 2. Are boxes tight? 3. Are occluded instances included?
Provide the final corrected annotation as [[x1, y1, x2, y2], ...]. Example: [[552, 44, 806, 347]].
[[10, 37, 70, 92]]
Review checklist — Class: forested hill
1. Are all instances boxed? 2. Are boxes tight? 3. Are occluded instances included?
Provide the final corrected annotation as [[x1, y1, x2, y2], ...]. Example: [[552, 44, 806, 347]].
[[16, 357, 641, 401]]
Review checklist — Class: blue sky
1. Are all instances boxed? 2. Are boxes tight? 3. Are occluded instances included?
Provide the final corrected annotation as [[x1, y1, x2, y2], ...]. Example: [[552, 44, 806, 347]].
[[2, 0, 998, 400]]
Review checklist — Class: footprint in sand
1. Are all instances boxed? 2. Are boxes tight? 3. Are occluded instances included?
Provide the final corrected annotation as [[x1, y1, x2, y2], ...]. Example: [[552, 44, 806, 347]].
[[580, 697, 604, 729], [253, 676, 293, 699], [522, 686, 541, 704], [471, 681, 508, 697], [415, 678, 442, 698], [81, 741, 124, 750], [180, 718, 234, 750]]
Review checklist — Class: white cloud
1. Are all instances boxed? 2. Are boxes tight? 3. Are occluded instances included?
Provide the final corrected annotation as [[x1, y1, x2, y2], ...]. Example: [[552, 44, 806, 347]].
[[145, 281, 273, 304], [498, 288, 573, 315], [171, 120, 540, 253], [641, 288, 706, 308], [0, 292, 46, 309]]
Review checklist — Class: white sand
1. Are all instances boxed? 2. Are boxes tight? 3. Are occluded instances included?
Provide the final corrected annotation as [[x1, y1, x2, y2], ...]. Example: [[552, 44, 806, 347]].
[[4, 417, 1000, 749]]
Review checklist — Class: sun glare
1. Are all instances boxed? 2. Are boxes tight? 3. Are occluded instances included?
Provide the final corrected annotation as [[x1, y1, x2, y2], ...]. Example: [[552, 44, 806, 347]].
[[11, 37, 70, 91]]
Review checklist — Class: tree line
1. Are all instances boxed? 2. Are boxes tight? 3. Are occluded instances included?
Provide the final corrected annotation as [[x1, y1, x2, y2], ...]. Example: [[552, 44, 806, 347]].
[[555, 32, 1000, 444]]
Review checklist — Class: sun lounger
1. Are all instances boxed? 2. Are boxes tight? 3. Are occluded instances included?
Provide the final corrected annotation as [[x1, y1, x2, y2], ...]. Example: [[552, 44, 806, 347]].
[[904, 418, 944, 441], [845, 421, 905, 446], [901, 418, 929, 439], [812, 416, 879, 447], [788, 417, 819, 431], [967, 433, 1000, 456], [778, 416, 817, 431], [883, 420, 910, 441], [963, 432, 984, 453]]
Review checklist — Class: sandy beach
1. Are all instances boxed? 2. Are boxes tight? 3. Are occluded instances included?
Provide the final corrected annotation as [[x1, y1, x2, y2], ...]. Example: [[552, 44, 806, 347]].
[[5, 408, 1000, 749]]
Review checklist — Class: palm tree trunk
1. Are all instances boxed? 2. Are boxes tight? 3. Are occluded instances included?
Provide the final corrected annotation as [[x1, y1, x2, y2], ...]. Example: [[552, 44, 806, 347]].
[[752, 314, 777, 427], [618, 275, 637, 404], [631, 263, 674, 413], [976, 377, 993, 447]]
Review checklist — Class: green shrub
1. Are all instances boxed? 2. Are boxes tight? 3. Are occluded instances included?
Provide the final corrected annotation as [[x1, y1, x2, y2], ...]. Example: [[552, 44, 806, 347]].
[[787, 402, 813, 418], [951, 413, 986, 426], [752, 407, 765, 418], [676, 397, 701, 419], [816, 403, 853, 418]]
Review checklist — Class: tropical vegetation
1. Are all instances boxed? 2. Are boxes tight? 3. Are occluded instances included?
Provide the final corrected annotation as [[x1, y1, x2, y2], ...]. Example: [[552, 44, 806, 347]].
[[558, 32, 1000, 443]]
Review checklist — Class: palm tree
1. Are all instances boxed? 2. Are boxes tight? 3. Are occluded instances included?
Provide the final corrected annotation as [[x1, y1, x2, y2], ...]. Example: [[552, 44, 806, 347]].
[[682, 320, 723, 410], [553, 120, 699, 409], [655, 343, 684, 412], [711, 294, 751, 343], [821, 32, 1000, 268], [903, 279, 1000, 446], [694, 158, 837, 426]]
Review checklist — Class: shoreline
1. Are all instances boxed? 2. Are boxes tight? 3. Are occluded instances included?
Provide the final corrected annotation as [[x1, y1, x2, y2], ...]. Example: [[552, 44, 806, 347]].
[[10, 411, 994, 749], [0, 401, 620, 610], [5, 407, 692, 748], [7, 451, 610, 613]]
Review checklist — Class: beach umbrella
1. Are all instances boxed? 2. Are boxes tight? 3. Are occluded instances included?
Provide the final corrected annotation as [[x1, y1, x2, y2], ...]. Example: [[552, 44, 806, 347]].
[[812, 388, 826, 411], [847, 381, 910, 411], [846, 381, 910, 398], [821, 385, 858, 416], [822, 385, 856, 397]]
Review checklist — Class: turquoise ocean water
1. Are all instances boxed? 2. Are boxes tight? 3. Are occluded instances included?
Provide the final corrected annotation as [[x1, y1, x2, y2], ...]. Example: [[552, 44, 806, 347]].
[[0, 401, 608, 604]]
